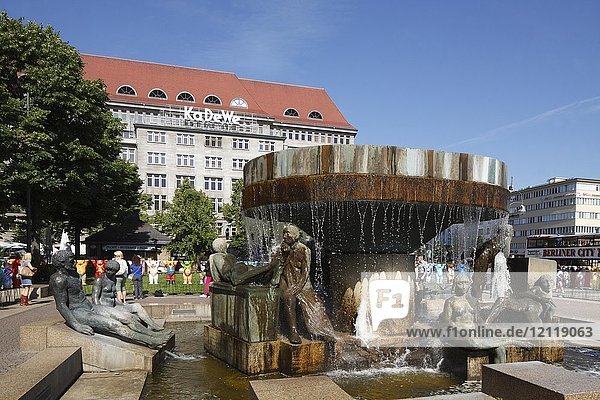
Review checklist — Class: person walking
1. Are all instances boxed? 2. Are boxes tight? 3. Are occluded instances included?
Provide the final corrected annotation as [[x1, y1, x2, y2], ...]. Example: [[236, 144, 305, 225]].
[[113, 251, 129, 303], [202, 261, 212, 297], [130, 255, 144, 300], [18, 252, 36, 305]]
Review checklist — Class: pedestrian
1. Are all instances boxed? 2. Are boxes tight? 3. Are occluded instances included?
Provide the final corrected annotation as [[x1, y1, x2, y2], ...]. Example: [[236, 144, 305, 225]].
[[130, 255, 144, 300], [10, 254, 21, 289], [18, 252, 36, 306], [202, 261, 212, 297], [113, 251, 129, 303]]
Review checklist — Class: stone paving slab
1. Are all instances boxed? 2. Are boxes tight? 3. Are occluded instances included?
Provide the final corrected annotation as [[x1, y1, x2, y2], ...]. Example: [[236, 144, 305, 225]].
[[0, 346, 82, 400], [403, 393, 495, 400], [249, 375, 352, 400], [61, 370, 147, 400], [482, 361, 600, 400]]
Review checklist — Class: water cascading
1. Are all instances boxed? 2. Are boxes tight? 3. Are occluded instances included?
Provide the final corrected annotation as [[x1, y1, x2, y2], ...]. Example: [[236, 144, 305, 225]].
[[242, 145, 509, 337]]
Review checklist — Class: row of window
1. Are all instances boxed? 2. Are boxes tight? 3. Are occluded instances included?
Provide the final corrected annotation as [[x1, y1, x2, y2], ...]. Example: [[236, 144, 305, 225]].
[[145, 153, 249, 169], [116, 85, 324, 119], [511, 213, 574, 225], [284, 129, 352, 144], [143, 131, 276, 152], [511, 183, 577, 201], [147, 174, 243, 192], [150, 193, 224, 213], [515, 226, 600, 237]]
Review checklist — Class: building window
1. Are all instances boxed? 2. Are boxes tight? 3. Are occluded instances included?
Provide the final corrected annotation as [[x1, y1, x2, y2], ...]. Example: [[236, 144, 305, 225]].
[[205, 136, 222, 148], [308, 111, 323, 120], [232, 158, 248, 170], [176, 91, 195, 102], [284, 108, 299, 117], [232, 138, 249, 150], [205, 156, 222, 169], [148, 88, 167, 99], [204, 177, 223, 191], [153, 194, 168, 211], [176, 154, 195, 167], [120, 131, 135, 139], [147, 174, 167, 188], [120, 148, 136, 163], [117, 85, 136, 96], [176, 133, 195, 145], [147, 131, 167, 143], [176, 175, 195, 188], [232, 178, 241, 187], [204, 95, 221, 105], [230, 97, 248, 108], [259, 140, 275, 152], [211, 197, 224, 213], [147, 152, 166, 165]]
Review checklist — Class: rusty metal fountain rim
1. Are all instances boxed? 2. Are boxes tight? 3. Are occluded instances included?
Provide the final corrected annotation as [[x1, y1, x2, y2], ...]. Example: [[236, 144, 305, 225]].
[[243, 145, 509, 189], [242, 174, 509, 212]]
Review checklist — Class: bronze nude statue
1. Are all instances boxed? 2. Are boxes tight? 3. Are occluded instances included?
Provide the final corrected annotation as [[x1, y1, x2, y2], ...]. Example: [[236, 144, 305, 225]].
[[274, 224, 335, 344], [92, 260, 171, 341], [209, 238, 276, 286], [50, 250, 170, 349], [486, 274, 556, 323]]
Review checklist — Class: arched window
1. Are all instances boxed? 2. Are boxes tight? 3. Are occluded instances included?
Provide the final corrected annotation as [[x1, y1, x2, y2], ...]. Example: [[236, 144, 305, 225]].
[[204, 95, 222, 105], [284, 108, 299, 117], [308, 111, 323, 120], [117, 85, 136, 96], [176, 91, 195, 102], [148, 88, 167, 99], [230, 97, 248, 108]]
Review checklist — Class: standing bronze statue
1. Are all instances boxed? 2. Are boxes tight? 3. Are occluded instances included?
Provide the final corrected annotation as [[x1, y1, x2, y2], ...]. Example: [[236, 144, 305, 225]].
[[274, 224, 335, 344], [50, 250, 170, 349]]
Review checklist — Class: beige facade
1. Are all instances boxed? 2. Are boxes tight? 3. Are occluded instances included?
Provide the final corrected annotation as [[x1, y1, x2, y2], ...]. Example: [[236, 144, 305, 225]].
[[110, 101, 357, 237], [509, 177, 600, 257]]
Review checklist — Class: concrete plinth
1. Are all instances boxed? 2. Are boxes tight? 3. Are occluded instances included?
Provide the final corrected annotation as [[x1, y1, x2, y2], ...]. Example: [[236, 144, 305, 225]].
[[249, 375, 352, 400], [482, 361, 600, 400], [21, 318, 174, 372], [508, 257, 557, 294], [441, 348, 491, 381], [0, 347, 82, 400], [211, 282, 280, 342], [204, 324, 280, 375], [279, 338, 327, 376]]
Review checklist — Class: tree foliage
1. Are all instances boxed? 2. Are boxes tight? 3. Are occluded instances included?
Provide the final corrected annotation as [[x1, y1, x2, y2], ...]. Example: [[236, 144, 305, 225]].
[[0, 13, 143, 259], [222, 179, 248, 258], [153, 181, 217, 261]]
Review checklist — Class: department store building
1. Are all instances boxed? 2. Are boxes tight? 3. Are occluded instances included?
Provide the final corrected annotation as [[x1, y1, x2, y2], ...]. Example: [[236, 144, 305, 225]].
[[82, 55, 357, 237]]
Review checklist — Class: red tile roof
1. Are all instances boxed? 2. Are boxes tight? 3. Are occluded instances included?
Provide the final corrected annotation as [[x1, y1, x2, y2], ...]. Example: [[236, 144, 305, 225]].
[[81, 54, 356, 131]]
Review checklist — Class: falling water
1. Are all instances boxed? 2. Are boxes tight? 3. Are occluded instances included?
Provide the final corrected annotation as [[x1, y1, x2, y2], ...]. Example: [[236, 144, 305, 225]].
[[491, 251, 511, 299]]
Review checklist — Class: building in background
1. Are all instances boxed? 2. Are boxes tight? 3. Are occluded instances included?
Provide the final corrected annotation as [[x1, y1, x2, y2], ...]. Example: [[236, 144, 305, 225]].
[[82, 55, 357, 237], [509, 177, 600, 259]]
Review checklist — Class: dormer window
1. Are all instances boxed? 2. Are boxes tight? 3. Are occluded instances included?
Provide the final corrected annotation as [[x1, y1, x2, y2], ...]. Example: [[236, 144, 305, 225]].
[[177, 92, 195, 102], [148, 89, 167, 99], [204, 95, 221, 105], [284, 108, 299, 117], [117, 85, 136, 96], [308, 111, 323, 120], [230, 97, 248, 108]]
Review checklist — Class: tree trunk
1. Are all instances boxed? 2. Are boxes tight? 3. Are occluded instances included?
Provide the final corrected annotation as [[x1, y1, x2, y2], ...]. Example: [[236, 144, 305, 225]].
[[30, 193, 42, 267], [74, 226, 81, 258]]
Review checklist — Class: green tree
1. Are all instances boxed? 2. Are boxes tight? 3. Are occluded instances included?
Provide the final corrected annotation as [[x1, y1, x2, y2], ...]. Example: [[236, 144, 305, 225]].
[[153, 181, 217, 262], [222, 179, 248, 258], [0, 13, 143, 260]]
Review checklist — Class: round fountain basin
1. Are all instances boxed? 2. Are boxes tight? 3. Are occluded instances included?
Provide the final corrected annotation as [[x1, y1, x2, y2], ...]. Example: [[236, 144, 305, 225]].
[[242, 145, 509, 254]]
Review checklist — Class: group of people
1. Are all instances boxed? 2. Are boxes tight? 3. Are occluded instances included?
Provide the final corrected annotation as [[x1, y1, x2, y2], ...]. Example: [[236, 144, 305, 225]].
[[0, 252, 38, 306], [415, 255, 459, 286], [556, 266, 600, 294]]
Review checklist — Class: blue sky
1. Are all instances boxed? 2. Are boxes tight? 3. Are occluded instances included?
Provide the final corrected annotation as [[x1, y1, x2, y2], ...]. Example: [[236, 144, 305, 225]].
[[4, 0, 600, 189]]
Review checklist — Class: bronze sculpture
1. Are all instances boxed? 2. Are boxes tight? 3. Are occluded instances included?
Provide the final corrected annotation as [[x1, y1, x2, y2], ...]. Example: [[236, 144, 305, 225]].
[[50, 250, 170, 349]]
